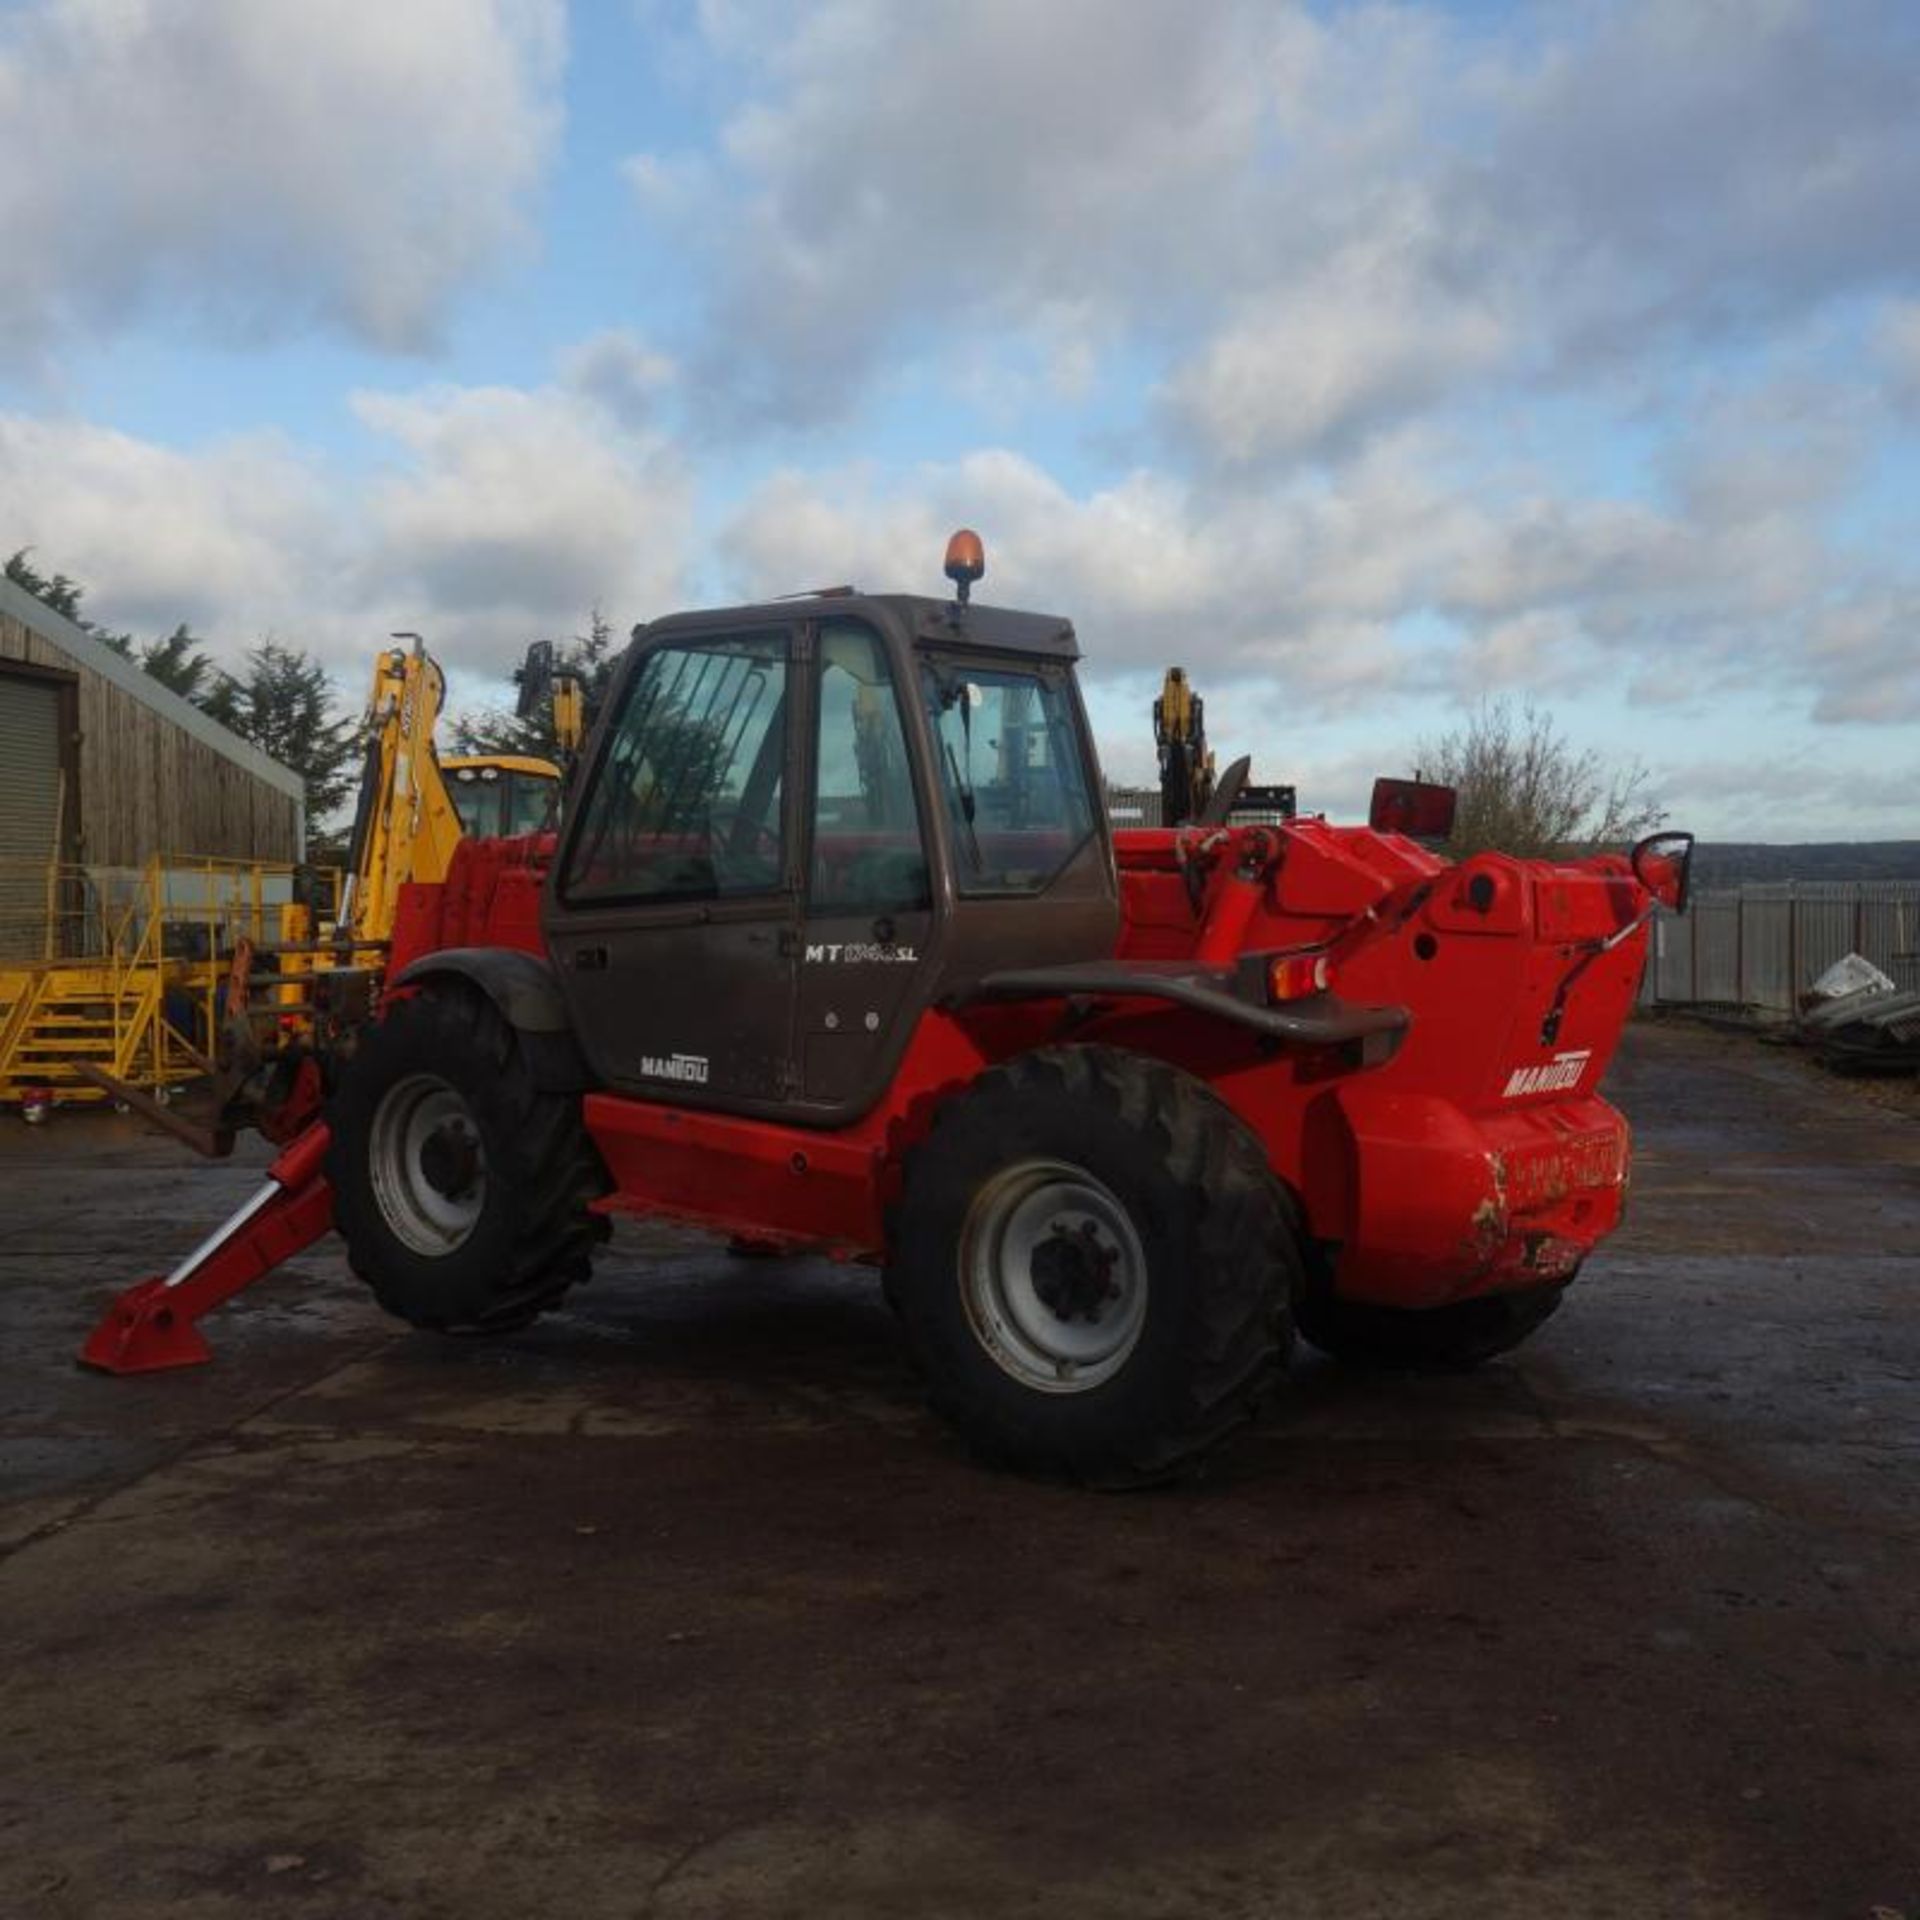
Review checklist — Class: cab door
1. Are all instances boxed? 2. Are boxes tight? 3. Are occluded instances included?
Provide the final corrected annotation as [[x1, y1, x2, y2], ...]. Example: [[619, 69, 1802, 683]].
[[793, 618, 937, 1115], [546, 626, 801, 1109]]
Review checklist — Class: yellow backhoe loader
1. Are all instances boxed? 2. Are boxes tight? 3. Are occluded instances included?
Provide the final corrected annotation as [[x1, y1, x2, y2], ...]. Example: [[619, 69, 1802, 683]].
[[84, 635, 582, 1152]]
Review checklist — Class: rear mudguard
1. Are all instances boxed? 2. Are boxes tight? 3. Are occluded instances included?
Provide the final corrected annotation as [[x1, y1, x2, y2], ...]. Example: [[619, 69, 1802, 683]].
[[1326, 1084, 1630, 1308]]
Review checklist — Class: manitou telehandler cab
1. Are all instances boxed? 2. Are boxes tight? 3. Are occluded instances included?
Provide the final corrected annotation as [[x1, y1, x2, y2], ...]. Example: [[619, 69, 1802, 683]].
[[85, 533, 1692, 1482]]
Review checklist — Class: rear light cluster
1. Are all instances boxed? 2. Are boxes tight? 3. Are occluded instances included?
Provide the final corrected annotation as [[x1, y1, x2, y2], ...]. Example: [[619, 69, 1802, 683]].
[[1268, 950, 1334, 1001]]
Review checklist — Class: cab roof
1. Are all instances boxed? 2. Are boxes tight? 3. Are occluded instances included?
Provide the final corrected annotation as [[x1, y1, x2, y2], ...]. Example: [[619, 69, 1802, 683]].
[[639, 592, 1080, 661]]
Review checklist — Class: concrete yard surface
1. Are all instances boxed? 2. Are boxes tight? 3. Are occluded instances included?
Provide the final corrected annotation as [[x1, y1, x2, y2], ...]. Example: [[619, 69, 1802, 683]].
[[1, 1019, 1916, 1918]]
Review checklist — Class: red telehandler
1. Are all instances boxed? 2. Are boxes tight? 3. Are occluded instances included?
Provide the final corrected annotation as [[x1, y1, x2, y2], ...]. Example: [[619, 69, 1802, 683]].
[[83, 533, 1691, 1481]]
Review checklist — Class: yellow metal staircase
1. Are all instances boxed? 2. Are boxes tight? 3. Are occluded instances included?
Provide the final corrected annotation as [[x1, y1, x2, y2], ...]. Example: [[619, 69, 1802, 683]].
[[0, 968, 168, 1098], [0, 854, 311, 1107]]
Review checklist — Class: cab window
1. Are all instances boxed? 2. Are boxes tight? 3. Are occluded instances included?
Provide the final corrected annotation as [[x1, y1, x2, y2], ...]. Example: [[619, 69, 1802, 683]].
[[920, 655, 1095, 895], [562, 634, 787, 904], [810, 622, 927, 914]]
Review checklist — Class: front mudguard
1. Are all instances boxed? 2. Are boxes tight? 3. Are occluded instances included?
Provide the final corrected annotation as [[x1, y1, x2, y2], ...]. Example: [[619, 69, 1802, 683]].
[[387, 947, 593, 1093]]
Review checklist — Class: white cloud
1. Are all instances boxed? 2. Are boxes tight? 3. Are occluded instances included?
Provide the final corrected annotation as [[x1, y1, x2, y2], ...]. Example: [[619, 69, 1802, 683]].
[[1808, 592, 1920, 725], [1164, 248, 1512, 463], [715, 446, 1518, 696], [0, 358, 692, 684], [655, 0, 1920, 752], [718, 420, 1920, 733], [634, 0, 1920, 464], [0, 414, 336, 638], [1650, 750, 1918, 841], [1493, 0, 1920, 341], [0, 0, 565, 356], [352, 381, 693, 663], [1881, 303, 1920, 403], [560, 330, 679, 429], [636, 0, 1279, 425]]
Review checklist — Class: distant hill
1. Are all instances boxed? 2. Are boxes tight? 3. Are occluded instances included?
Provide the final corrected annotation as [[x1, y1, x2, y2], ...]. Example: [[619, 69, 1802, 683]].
[[1691, 843, 1920, 888]]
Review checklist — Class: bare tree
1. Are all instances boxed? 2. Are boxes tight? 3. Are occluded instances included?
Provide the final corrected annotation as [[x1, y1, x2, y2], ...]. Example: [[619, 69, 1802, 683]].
[[1416, 697, 1665, 859]]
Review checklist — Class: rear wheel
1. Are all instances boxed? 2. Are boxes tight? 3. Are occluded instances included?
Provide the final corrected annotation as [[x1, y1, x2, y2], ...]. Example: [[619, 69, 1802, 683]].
[[326, 988, 608, 1333], [1295, 1279, 1567, 1371], [888, 1046, 1297, 1483]]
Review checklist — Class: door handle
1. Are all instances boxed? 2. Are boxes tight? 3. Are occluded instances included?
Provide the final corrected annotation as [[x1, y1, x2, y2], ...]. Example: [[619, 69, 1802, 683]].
[[572, 945, 610, 972]]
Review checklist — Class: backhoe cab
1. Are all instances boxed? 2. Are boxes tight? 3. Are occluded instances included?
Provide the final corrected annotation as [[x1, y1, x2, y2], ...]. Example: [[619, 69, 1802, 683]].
[[86, 533, 1689, 1486]]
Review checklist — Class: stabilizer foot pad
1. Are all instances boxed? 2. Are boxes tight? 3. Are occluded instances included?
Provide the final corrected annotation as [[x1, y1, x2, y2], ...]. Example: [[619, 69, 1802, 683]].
[[79, 1277, 216, 1374]]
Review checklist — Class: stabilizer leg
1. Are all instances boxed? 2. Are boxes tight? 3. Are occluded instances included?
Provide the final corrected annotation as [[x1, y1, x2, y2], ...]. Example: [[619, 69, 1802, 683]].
[[79, 1125, 334, 1375]]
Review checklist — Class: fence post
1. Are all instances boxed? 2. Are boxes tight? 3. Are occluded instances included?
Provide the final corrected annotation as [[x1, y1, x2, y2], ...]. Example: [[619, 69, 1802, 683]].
[[1788, 888, 1800, 1007], [1735, 892, 1745, 1009]]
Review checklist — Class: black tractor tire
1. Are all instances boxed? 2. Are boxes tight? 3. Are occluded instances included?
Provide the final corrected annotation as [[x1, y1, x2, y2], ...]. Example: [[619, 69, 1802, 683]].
[[326, 986, 608, 1334], [1295, 1278, 1567, 1372], [887, 1046, 1298, 1484]]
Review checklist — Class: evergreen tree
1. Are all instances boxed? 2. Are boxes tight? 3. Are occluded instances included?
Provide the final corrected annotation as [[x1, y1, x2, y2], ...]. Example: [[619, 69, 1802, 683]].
[[4, 548, 84, 621], [138, 624, 217, 702], [452, 610, 623, 759], [7, 548, 156, 662], [203, 642, 358, 823]]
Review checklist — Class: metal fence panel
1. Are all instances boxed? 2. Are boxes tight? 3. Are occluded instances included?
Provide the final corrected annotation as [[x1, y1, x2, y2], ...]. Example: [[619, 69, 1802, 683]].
[[1645, 880, 1920, 1012]]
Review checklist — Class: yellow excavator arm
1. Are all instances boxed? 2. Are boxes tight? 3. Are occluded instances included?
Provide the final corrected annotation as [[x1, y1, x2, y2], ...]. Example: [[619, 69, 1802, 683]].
[[337, 639, 468, 943], [1153, 666, 1216, 827]]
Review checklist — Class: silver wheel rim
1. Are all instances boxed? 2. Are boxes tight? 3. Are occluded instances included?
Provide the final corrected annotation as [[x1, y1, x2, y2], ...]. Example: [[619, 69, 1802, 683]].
[[959, 1159, 1149, 1393], [368, 1072, 487, 1256]]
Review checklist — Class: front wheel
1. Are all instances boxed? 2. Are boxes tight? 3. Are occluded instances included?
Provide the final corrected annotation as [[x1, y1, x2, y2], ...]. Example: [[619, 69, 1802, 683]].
[[888, 1047, 1298, 1483], [326, 988, 608, 1333]]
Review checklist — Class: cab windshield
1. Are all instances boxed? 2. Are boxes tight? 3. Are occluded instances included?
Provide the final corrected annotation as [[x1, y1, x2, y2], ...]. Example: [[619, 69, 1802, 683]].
[[447, 767, 559, 839], [920, 655, 1095, 895]]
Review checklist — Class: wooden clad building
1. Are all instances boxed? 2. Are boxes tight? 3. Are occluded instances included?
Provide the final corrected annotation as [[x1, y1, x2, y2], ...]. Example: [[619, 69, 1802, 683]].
[[0, 572, 304, 874]]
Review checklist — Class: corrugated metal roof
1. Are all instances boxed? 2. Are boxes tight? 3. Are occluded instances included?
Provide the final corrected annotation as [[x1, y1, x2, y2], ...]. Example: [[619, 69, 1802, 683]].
[[0, 573, 307, 803]]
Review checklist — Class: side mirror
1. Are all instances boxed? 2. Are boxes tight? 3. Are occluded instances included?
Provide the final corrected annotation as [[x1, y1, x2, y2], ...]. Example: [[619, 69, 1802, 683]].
[[515, 638, 555, 721], [1631, 831, 1694, 913], [1369, 777, 1457, 841]]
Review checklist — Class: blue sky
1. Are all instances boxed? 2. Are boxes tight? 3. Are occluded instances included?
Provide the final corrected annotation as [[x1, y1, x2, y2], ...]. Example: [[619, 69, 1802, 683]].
[[2, 0, 1917, 838]]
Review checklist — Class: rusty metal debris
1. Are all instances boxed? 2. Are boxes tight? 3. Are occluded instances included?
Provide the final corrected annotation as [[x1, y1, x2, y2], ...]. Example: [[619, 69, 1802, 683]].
[[1796, 953, 1920, 1074]]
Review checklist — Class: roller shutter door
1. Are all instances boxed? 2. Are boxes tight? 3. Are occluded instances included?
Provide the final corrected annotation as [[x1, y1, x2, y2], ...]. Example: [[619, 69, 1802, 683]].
[[0, 674, 65, 961]]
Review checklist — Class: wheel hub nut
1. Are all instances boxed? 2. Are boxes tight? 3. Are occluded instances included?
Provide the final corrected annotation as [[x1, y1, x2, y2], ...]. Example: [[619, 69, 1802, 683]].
[[1030, 1219, 1120, 1323], [418, 1122, 480, 1201]]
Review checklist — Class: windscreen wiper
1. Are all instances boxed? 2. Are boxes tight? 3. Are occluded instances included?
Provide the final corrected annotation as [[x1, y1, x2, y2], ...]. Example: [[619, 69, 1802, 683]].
[[944, 738, 984, 873], [933, 672, 984, 871]]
